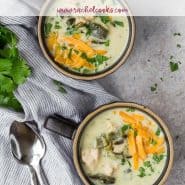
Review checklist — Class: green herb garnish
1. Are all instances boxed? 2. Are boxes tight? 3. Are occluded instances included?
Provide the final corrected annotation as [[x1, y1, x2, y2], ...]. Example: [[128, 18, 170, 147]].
[[177, 44, 181, 48], [170, 62, 179, 72], [126, 107, 135, 112], [173, 33, 181, 36], [155, 128, 161, 136], [68, 48, 73, 59], [66, 25, 78, 35], [150, 83, 157, 92], [134, 129, 138, 137], [99, 16, 111, 24], [81, 53, 109, 67], [61, 45, 67, 50], [44, 23, 52, 36], [150, 138, 157, 145], [112, 21, 124, 27], [138, 167, 146, 177], [54, 25, 62, 29], [144, 161, 151, 168], [0, 25, 31, 111], [53, 80, 67, 94], [153, 154, 164, 164], [144, 161, 154, 172], [121, 124, 132, 135], [105, 40, 110, 47], [92, 55, 109, 66], [121, 158, 126, 165]]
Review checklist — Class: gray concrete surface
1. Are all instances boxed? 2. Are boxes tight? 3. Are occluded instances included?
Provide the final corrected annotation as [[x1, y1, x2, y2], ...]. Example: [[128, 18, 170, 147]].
[[99, 17, 185, 185]]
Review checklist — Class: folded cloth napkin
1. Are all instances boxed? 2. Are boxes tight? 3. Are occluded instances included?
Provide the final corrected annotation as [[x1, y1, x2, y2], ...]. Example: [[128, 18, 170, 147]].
[[0, 2, 119, 185]]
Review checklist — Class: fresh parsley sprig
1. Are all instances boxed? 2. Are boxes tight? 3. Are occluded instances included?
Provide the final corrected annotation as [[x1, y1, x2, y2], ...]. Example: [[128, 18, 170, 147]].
[[0, 25, 31, 111]]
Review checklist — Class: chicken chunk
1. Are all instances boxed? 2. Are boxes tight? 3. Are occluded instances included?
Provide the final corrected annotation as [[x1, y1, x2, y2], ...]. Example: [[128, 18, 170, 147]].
[[81, 148, 99, 170], [106, 120, 119, 133], [103, 163, 118, 176]]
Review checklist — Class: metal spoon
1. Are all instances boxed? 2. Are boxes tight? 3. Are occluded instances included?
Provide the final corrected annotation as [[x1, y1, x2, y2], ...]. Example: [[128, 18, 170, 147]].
[[9, 121, 49, 185]]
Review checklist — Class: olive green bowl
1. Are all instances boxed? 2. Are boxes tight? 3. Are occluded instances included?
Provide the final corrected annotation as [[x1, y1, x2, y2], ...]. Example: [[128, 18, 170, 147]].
[[38, 1, 136, 80]]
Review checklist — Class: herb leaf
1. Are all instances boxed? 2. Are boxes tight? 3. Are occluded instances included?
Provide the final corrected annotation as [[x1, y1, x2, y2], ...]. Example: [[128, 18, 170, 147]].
[[44, 23, 52, 36], [177, 44, 181, 48], [99, 16, 111, 24], [81, 53, 109, 67], [138, 167, 146, 177], [153, 154, 164, 164], [144, 161, 154, 172], [105, 40, 110, 47], [150, 83, 157, 92], [0, 25, 30, 111], [54, 80, 67, 94], [155, 128, 161, 136], [126, 107, 135, 112], [121, 124, 132, 135], [170, 62, 179, 72], [112, 21, 124, 27], [173, 33, 181, 36]]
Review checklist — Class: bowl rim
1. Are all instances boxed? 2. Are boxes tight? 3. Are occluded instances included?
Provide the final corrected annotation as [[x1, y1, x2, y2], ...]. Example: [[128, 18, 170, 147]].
[[38, 1, 136, 80], [73, 102, 174, 185]]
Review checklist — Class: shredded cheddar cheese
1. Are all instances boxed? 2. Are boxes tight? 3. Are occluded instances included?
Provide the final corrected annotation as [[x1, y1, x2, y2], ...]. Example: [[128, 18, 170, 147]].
[[119, 111, 165, 170]]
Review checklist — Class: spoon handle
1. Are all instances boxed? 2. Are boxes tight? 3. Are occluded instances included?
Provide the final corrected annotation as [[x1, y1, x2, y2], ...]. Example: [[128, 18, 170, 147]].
[[29, 166, 39, 185], [30, 163, 49, 185]]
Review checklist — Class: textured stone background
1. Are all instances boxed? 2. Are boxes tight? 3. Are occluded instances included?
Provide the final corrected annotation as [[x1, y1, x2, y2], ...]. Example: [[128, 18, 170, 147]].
[[98, 17, 185, 185]]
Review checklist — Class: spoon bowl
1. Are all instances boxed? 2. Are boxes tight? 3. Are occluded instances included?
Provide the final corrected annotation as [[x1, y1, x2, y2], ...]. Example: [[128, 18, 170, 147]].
[[10, 121, 49, 185]]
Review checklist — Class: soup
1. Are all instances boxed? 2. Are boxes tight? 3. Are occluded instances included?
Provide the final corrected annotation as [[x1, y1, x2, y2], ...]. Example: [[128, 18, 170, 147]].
[[79, 107, 168, 185], [44, 16, 130, 74]]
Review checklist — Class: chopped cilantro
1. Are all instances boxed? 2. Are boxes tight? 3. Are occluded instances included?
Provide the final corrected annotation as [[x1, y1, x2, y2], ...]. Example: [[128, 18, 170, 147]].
[[61, 45, 67, 50], [127, 159, 132, 167], [93, 55, 109, 66], [144, 161, 154, 172], [66, 25, 78, 35], [112, 21, 124, 27], [81, 53, 109, 67], [121, 124, 132, 135], [53, 80, 67, 94], [173, 33, 181, 36], [150, 84, 157, 92], [121, 158, 126, 165], [160, 77, 163, 81], [82, 68, 92, 74], [44, 23, 52, 36], [126, 107, 135, 112], [0, 25, 31, 111], [99, 16, 111, 24], [150, 138, 157, 145], [134, 129, 138, 137], [177, 44, 181, 48], [155, 128, 161, 136], [68, 48, 73, 59], [105, 40, 110, 47], [170, 62, 179, 72], [144, 161, 151, 168], [54, 24, 62, 29], [138, 167, 146, 177], [153, 154, 164, 164]]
